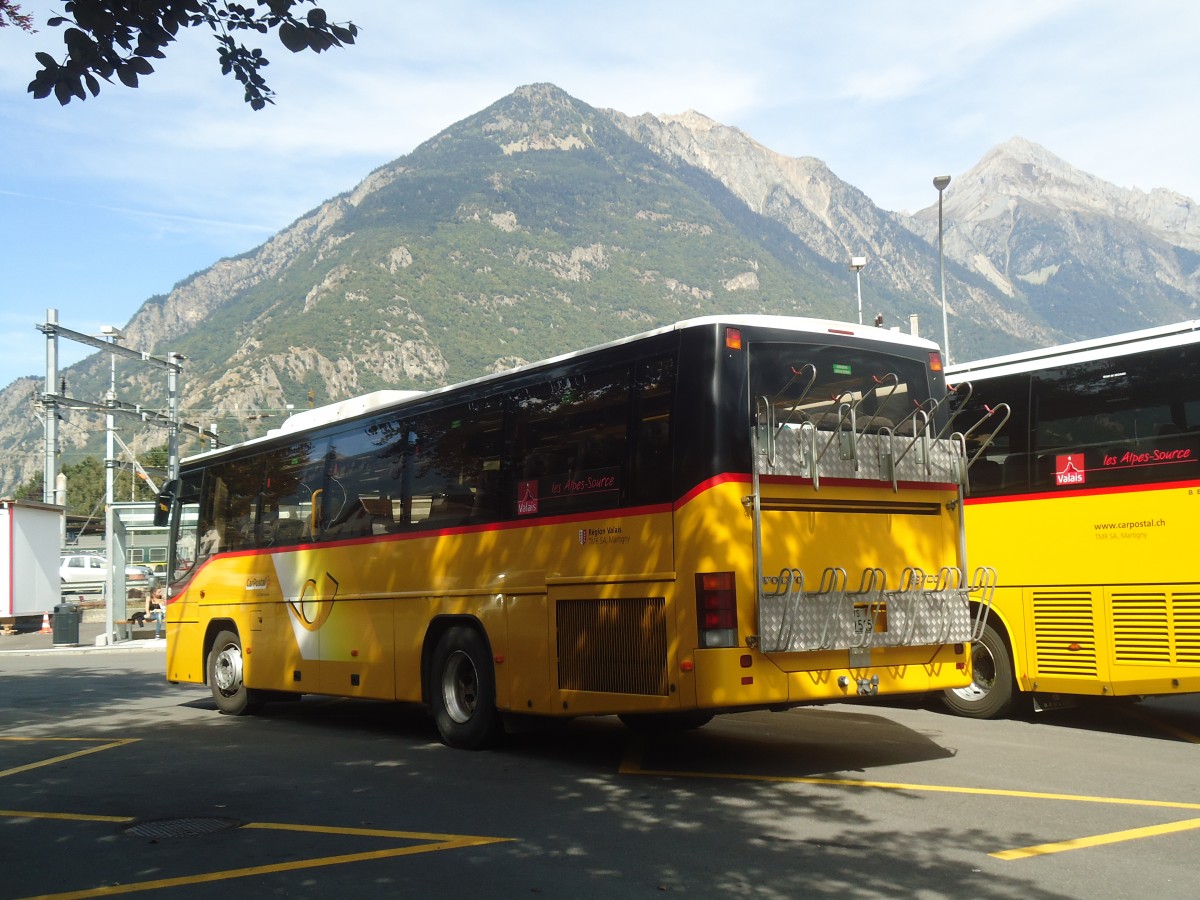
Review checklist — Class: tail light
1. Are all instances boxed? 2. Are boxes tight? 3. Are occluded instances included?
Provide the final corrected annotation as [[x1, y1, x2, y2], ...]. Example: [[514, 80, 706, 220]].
[[696, 571, 738, 648], [928, 351, 944, 373]]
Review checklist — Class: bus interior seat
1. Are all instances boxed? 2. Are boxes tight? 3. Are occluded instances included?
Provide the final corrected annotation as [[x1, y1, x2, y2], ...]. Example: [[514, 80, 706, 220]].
[[357, 496, 394, 533], [425, 490, 475, 527], [274, 518, 306, 544]]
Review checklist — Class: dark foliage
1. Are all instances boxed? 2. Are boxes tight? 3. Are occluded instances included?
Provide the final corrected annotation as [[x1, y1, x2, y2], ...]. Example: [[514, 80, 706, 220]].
[[25, 0, 357, 109]]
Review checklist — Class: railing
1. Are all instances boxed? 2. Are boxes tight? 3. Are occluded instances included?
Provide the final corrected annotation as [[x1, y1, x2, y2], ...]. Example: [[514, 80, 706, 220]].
[[61, 579, 106, 599]]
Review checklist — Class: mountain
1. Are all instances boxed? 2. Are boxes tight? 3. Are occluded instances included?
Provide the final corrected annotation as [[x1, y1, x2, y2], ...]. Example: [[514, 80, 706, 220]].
[[2, 84, 1198, 497], [608, 111, 1061, 353], [904, 136, 1200, 337]]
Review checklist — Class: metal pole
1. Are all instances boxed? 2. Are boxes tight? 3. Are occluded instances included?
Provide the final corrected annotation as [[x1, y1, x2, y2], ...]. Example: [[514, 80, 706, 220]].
[[934, 175, 952, 364], [105, 341, 117, 644], [43, 308, 58, 505], [848, 257, 867, 326], [167, 353, 181, 482], [855, 269, 863, 325]]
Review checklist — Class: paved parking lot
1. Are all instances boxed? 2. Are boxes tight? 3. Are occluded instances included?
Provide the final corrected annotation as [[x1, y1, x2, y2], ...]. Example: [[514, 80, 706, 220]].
[[2, 635, 1198, 899]]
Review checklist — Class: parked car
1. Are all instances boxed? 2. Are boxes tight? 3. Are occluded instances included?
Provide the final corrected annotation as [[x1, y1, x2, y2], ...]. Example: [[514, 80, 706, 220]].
[[59, 554, 158, 592]]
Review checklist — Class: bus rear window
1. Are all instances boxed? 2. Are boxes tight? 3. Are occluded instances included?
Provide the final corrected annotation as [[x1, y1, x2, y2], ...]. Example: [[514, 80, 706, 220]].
[[750, 342, 933, 433]]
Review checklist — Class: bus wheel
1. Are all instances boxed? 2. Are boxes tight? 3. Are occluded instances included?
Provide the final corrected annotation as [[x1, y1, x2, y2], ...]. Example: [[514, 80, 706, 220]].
[[941, 620, 1014, 719], [618, 711, 714, 733], [208, 630, 262, 716], [431, 626, 501, 750]]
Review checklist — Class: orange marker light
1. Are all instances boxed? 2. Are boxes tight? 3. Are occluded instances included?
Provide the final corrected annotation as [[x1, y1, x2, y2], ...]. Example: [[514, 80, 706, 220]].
[[725, 327, 742, 350]]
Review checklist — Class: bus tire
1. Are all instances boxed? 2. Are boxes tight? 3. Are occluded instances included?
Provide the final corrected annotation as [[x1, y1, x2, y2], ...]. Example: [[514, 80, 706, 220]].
[[618, 711, 714, 733], [431, 626, 501, 750], [208, 629, 262, 716], [941, 620, 1015, 719]]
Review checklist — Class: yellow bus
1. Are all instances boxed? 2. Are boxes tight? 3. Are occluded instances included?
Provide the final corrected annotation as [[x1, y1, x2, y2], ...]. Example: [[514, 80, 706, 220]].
[[156, 315, 995, 747], [945, 320, 1200, 717]]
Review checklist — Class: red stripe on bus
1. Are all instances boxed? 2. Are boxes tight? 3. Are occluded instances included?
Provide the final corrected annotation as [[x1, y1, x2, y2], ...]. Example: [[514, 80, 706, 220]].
[[964, 477, 1200, 506]]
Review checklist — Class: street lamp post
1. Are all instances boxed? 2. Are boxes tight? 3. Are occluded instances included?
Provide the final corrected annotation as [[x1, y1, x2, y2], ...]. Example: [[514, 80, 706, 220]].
[[933, 175, 951, 363], [849, 256, 867, 325]]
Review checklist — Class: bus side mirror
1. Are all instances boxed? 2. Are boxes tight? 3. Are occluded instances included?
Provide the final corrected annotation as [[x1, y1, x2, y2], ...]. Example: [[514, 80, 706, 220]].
[[154, 480, 179, 527]]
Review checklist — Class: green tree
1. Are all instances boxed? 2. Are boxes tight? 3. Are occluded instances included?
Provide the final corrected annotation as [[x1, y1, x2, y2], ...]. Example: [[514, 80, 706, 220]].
[[21, 1, 357, 110], [13, 447, 168, 517]]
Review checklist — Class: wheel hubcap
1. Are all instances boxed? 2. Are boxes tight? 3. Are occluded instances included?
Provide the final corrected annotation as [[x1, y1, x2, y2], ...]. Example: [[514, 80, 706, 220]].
[[950, 640, 996, 702], [213, 644, 243, 696], [441, 650, 479, 724]]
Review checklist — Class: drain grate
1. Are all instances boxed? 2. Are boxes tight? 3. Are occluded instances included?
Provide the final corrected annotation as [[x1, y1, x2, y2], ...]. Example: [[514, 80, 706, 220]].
[[123, 816, 243, 839]]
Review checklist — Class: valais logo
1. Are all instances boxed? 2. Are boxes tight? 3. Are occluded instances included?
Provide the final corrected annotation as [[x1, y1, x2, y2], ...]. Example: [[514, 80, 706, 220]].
[[517, 479, 538, 515], [1055, 454, 1086, 486]]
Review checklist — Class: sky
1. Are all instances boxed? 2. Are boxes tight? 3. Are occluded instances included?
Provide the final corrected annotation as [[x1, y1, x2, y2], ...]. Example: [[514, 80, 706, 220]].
[[2, 0, 1198, 390]]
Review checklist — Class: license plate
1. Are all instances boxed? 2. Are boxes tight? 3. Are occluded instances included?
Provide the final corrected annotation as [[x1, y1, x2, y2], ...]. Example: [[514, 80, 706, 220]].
[[853, 603, 887, 635]]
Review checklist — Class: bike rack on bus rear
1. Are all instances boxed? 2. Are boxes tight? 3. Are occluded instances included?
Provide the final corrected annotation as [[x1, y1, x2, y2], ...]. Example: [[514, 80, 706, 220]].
[[749, 379, 1004, 656], [757, 563, 996, 654]]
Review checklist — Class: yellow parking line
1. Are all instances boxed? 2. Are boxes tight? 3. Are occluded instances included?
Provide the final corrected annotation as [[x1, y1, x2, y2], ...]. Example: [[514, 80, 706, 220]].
[[246, 820, 507, 842], [992, 816, 1200, 860], [3, 809, 513, 900], [623, 738, 1200, 858], [0, 809, 132, 824], [3, 736, 512, 896], [0, 739, 138, 779], [624, 756, 1200, 812]]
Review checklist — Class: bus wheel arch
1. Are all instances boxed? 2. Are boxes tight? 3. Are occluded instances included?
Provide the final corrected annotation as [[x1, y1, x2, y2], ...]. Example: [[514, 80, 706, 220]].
[[206, 624, 263, 716], [941, 609, 1017, 719], [426, 620, 501, 750]]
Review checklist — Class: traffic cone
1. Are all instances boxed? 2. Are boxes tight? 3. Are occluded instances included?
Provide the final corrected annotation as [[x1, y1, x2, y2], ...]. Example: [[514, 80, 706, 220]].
[[39, 612, 52, 634]]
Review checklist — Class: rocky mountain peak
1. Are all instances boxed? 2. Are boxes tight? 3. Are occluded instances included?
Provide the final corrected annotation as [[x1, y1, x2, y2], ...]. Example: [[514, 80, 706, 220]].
[[467, 82, 600, 154], [614, 107, 840, 221], [943, 136, 1200, 250]]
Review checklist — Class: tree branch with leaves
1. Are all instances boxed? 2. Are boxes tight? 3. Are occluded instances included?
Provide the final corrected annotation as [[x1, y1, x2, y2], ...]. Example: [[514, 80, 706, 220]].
[[1, 1, 35, 31], [22, 1, 357, 110]]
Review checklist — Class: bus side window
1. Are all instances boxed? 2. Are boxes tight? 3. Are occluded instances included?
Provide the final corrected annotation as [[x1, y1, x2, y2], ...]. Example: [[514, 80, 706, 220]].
[[382, 402, 504, 530], [510, 364, 632, 516], [630, 355, 674, 505], [259, 440, 327, 546], [200, 458, 262, 555]]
